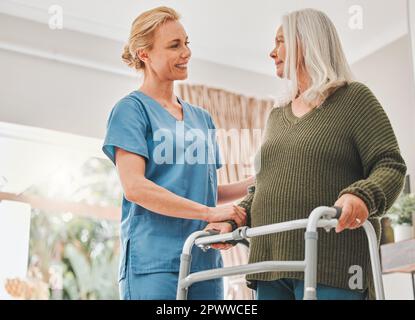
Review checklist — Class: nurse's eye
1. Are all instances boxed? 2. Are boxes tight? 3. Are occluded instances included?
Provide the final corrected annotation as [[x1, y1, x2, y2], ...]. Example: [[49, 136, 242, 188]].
[[170, 41, 190, 49]]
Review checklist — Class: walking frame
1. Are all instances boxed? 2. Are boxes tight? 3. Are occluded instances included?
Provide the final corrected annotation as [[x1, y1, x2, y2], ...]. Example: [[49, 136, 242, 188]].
[[176, 206, 385, 300]]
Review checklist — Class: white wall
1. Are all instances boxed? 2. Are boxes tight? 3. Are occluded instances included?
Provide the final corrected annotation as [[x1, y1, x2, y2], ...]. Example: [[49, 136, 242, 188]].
[[0, 13, 281, 139], [382, 273, 415, 300], [351, 34, 415, 190], [0, 201, 31, 299], [185, 58, 281, 100]]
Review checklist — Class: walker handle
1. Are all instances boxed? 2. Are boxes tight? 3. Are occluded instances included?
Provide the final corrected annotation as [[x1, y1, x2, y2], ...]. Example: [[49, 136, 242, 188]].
[[332, 206, 342, 219], [206, 229, 220, 235], [204, 229, 249, 247]]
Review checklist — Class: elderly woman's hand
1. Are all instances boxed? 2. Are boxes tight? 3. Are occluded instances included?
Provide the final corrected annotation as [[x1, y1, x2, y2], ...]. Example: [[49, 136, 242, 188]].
[[203, 222, 234, 250], [334, 193, 369, 233]]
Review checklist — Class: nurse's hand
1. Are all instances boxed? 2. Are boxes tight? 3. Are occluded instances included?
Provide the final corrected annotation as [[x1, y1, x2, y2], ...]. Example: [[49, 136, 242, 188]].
[[207, 204, 246, 227], [204, 222, 234, 250]]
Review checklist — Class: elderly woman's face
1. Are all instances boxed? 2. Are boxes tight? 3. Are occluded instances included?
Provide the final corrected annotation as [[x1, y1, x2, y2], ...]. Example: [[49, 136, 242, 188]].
[[270, 26, 286, 78]]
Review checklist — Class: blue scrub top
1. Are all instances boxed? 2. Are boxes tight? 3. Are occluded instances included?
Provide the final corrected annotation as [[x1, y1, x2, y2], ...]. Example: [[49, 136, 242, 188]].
[[102, 91, 223, 280]]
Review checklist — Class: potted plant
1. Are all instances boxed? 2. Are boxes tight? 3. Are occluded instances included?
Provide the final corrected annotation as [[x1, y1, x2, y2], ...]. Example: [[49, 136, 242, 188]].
[[387, 193, 415, 242]]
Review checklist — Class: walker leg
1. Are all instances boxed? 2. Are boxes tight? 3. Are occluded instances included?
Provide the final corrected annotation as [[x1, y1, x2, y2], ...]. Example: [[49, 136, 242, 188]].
[[177, 253, 192, 300], [303, 231, 318, 300], [363, 222, 385, 300]]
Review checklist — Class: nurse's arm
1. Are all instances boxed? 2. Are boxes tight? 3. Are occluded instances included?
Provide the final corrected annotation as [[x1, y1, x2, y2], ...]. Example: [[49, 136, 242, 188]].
[[217, 176, 255, 205], [115, 148, 246, 225]]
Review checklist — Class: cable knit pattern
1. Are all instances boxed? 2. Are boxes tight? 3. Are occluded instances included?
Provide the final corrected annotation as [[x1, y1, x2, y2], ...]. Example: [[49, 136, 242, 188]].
[[237, 82, 407, 298]]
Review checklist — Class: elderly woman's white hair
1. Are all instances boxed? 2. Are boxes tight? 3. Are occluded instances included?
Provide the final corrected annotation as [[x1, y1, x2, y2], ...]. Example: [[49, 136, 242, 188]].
[[282, 8, 354, 105]]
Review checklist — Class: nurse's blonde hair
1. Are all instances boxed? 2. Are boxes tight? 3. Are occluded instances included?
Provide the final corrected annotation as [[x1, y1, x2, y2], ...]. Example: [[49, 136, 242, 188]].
[[282, 8, 354, 105], [122, 6, 181, 71]]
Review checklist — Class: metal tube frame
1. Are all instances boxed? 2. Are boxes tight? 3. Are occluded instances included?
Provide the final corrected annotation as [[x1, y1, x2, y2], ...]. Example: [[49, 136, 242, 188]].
[[176, 206, 385, 300]]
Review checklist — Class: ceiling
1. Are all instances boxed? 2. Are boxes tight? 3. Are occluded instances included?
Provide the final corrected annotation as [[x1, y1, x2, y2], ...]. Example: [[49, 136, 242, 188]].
[[0, 0, 409, 76]]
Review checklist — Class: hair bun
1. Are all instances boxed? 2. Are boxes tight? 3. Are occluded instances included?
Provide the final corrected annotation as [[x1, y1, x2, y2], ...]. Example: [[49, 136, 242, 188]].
[[121, 44, 137, 69], [122, 7, 180, 71]]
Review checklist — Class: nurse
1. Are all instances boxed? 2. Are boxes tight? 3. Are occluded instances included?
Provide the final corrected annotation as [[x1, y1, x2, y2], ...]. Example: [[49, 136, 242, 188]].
[[102, 6, 252, 300]]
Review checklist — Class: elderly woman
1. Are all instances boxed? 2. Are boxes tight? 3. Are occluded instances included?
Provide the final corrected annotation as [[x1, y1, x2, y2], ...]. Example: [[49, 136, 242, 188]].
[[206, 8, 407, 300]]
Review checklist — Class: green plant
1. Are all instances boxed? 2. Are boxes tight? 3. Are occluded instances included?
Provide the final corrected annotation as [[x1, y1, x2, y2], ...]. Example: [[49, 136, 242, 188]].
[[387, 193, 415, 226], [29, 212, 120, 300], [25, 157, 122, 299]]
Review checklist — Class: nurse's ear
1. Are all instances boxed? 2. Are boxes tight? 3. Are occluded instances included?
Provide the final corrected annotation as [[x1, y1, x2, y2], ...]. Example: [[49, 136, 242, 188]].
[[137, 49, 150, 64]]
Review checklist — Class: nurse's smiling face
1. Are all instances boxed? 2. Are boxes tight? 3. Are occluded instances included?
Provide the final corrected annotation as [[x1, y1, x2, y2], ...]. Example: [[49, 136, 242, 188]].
[[139, 19, 191, 81]]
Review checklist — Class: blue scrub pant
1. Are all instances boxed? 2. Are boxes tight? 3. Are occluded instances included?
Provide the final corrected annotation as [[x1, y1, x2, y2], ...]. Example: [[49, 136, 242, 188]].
[[255, 278, 367, 300], [119, 248, 223, 300], [119, 271, 223, 300]]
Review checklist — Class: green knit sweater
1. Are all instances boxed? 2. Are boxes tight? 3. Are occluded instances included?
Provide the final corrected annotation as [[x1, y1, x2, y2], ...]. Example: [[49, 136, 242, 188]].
[[238, 81, 407, 298]]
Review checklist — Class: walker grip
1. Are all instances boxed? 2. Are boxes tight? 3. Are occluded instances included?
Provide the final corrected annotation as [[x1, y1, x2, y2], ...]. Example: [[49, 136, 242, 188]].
[[204, 229, 249, 247], [206, 229, 220, 235], [332, 206, 342, 219]]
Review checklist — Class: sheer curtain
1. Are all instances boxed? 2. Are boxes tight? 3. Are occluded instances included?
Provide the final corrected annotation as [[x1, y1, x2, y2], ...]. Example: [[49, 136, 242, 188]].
[[178, 83, 274, 299]]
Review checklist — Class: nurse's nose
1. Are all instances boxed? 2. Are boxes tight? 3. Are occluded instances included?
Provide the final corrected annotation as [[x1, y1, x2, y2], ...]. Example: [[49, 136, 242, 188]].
[[182, 46, 191, 60]]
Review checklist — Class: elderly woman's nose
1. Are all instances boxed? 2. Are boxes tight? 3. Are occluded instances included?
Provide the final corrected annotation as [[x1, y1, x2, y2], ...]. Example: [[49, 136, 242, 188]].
[[270, 48, 277, 58]]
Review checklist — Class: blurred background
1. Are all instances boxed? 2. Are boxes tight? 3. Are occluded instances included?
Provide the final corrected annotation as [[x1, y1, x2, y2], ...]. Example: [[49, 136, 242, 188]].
[[1, 0, 415, 300]]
